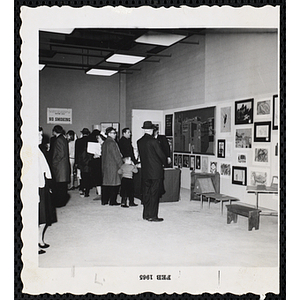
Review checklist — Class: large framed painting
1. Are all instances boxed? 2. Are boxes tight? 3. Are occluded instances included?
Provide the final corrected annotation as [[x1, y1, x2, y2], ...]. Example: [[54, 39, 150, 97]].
[[174, 106, 215, 154], [235, 98, 254, 125]]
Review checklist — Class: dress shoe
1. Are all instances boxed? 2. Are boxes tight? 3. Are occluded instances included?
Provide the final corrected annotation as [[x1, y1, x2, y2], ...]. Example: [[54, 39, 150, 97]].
[[101, 202, 108, 205], [38, 243, 50, 249], [93, 195, 102, 201], [121, 204, 129, 208], [109, 202, 121, 206], [148, 217, 164, 222], [129, 203, 138, 207], [38, 249, 46, 255]]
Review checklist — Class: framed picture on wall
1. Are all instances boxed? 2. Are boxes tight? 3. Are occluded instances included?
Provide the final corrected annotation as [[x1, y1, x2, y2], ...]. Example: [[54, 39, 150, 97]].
[[253, 145, 270, 166], [220, 163, 231, 176], [173, 154, 178, 167], [249, 168, 269, 186], [273, 94, 279, 130], [232, 166, 247, 186], [190, 155, 195, 170], [210, 161, 217, 174], [217, 139, 226, 158], [202, 156, 208, 173], [178, 154, 183, 169], [220, 106, 231, 133], [237, 153, 247, 164], [255, 99, 271, 120], [183, 155, 190, 168], [235, 128, 252, 148], [235, 98, 254, 125], [195, 156, 201, 170], [254, 121, 271, 142]]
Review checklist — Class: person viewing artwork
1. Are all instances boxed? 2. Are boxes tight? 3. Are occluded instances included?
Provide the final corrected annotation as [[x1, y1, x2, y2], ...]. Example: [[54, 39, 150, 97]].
[[66, 130, 77, 190], [118, 127, 138, 164], [38, 127, 57, 255], [75, 128, 92, 198], [101, 127, 123, 206], [88, 129, 106, 200], [137, 121, 166, 222], [118, 157, 138, 208], [51, 125, 71, 207]]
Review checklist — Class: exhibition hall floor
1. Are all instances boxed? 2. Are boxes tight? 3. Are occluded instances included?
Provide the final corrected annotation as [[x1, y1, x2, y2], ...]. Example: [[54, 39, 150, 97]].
[[39, 188, 278, 268]]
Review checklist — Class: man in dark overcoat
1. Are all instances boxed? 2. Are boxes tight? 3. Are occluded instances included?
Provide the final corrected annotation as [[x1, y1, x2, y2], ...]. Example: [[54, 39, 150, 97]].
[[137, 121, 166, 222], [118, 127, 138, 164], [51, 125, 70, 207], [153, 126, 172, 167]]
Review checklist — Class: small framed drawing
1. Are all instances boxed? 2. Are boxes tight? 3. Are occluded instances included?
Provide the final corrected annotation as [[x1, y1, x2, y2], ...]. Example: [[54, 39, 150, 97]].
[[254, 121, 271, 142], [232, 166, 247, 186], [173, 154, 178, 167], [249, 168, 269, 186], [220, 163, 231, 176], [235, 128, 252, 148], [210, 161, 217, 174], [235, 98, 254, 125], [195, 156, 201, 170], [253, 145, 270, 166], [217, 139, 226, 158], [273, 94, 279, 130], [190, 155, 195, 170], [255, 99, 271, 120], [183, 155, 189, 168], [178, 154, 183, 168], [220, 106, 231, 133], [237, 153, 247, 164], [202, 156, 208, 173]]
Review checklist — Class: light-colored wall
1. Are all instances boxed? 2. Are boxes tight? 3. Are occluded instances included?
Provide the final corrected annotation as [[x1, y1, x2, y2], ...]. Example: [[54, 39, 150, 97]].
[[39, 68, 120, 139]]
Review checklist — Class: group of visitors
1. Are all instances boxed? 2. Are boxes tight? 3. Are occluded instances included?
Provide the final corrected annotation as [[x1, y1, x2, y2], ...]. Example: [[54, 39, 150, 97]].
[[37, 120, 171, 254]]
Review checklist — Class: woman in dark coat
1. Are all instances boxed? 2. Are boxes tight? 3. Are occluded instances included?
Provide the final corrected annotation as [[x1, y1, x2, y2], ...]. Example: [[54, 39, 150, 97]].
[[38, 127, 57, 254]]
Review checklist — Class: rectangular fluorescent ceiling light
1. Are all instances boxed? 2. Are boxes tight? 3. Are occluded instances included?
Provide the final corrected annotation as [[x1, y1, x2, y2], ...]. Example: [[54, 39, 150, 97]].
[[42, 28, 74, 34], [86, 69, 118, 76], [135, 32, 186, 46], [106, 54, 145, 64], [39, 64, 45, 71]]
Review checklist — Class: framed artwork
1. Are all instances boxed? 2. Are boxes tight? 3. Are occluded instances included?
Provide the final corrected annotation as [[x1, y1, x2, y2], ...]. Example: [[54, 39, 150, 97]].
[[237, 153, 247, 164], [183, 155, 190, 168], [178, 154, 183, 168], [190, 155, 195, 170], [232, 166, 247, 186], [174, 106, 215, 154], [165, 114, 173, 136], [254, 121, 271, 142], [253, 145, 270, 166], [220, 106, 231, 133], [249, 168, 269, 186], [235, 98, 254, 125], [173, 154, 178, 167], [210, 161, 217, 174], [220, 163, 231, 176], [217, 139, 226, 158], [255, 99, 271, 119], [202, 156, 208, 173], [235, 128, 252, 148], [273, 94, 279, 130], [195, 156, 201, 170]]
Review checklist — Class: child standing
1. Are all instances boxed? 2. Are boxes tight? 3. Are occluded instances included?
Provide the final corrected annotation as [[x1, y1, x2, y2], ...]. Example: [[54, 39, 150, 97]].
[[118, 157, 138, 208]]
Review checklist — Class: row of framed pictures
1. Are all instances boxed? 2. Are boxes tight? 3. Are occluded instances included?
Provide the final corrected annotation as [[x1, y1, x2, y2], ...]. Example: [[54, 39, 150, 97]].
[[233, 95, 278, 129]]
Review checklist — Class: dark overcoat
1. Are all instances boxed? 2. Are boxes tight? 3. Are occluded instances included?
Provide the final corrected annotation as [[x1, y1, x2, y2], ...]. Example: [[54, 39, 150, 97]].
[[137, 133, 166, 180], [102, 137, 123, 186], [52, 134, 70, 183]]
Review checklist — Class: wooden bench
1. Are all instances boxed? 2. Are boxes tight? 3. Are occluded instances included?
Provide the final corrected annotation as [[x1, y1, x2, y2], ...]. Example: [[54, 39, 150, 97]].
[[226, 204, 261, 231]]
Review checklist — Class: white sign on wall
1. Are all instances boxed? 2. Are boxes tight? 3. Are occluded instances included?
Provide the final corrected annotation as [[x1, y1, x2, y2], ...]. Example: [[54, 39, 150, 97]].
[[47, 108, 72, 124]]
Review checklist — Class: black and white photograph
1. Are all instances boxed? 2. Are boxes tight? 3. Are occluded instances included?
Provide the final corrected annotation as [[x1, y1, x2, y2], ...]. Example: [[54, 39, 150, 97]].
[[17, 4, 281, 298], [235, 98, 254, 125]]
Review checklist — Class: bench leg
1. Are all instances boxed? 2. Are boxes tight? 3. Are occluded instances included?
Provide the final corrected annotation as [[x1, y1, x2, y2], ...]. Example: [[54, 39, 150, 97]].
[[227, 211, 238, 224], [248, 211, 260, 231]]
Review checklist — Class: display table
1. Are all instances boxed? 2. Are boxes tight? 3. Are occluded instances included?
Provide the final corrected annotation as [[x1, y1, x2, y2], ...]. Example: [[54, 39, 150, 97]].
[[134, 168, 181, 202]]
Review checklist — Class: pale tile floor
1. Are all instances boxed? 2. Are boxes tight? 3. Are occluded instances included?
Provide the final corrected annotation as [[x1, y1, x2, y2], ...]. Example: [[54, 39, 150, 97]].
[[39, 188, 278, 268]]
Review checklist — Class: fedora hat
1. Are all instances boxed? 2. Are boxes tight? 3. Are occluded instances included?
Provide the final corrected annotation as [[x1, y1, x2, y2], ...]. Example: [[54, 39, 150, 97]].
[[81, 128, 90, 135], [141, 121, 155, 129]]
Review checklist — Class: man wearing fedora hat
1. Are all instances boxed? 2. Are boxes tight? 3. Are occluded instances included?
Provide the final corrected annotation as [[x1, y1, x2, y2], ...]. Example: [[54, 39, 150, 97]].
[[137, 121, 167, 222], [75, 128, 92, 197]]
